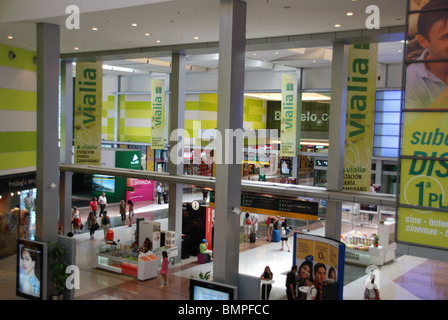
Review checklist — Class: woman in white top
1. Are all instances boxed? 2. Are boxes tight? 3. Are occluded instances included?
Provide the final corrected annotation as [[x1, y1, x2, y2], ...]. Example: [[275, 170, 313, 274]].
[[72, 206, 81, 234]]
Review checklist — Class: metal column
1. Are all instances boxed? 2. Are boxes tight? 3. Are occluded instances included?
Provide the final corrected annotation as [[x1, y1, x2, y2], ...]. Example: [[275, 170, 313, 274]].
[[325, 43, 349, 240], [60, 61, 74, 237], [213, 0, 246, 287], [168, 52, 186, 264], [36, 23, 60, 244]]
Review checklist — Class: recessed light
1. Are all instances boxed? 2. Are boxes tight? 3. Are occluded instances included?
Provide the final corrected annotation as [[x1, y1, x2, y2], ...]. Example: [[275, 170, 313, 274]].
[[7, 35, 13, 40], [334, 24, 342, 28], [275, 51, 279, 54], [193, 36, 199, 40], [145, 33, 151, 36], [156, 40, 161, 43], [131, 23, 138, 27], [346, 12, 354, 16], [74, 47, 79, 50], [92, 27, 98, 31]]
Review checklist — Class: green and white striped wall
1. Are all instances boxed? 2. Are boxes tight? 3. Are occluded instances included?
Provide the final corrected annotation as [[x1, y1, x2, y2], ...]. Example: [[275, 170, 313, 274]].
[[102, 93, 267, 146], [0, 44, 37, 173]]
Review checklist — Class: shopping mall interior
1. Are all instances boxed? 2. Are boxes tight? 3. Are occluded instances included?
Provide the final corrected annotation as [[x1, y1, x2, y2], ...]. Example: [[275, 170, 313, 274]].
[[0, 0, 448, 302]]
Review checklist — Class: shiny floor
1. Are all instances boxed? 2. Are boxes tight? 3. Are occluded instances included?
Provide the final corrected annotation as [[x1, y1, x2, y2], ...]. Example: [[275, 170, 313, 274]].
[[1, 194, 448, 300]]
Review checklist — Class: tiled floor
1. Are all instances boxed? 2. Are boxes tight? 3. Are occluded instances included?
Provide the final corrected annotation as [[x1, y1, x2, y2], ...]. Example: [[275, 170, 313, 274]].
[[1, 194, 448, 300]]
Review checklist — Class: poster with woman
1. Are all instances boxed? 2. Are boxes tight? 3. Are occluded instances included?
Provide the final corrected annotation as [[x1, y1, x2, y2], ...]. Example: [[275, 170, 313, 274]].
[[16, 240, 46, 299], [293, 233, 345, 300]]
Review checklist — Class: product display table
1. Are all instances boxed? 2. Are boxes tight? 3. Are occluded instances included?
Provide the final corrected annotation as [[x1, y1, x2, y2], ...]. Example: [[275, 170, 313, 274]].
[[92, 243, 178, 280]]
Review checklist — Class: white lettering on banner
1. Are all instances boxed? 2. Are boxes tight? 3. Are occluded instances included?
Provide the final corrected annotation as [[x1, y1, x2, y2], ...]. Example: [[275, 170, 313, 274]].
[[65, 265, 80, 290]]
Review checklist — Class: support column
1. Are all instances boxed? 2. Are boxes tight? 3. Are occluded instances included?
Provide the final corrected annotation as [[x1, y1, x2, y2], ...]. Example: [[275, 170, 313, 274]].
[[168, 52, 186, 264], [114, 76, 122, 144], [36, 23, 60, 244], [60, 61, 73, 237], [325, 43, 349, 240], [213, 0, 246, 287]]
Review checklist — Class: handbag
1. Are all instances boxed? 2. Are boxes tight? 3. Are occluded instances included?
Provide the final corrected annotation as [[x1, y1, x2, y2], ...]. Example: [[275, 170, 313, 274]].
[[92, 222, 100, 231]]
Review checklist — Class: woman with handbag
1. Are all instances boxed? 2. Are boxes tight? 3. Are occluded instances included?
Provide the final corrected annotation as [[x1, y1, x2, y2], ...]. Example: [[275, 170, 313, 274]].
[[86, 211, 98, 240]]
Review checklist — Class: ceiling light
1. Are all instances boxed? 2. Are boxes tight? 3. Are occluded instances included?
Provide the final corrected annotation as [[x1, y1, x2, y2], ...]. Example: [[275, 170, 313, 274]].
[[74, 47, 79, 50], [275, 51, 279, 54], [131, 23, 138, 27], [92, 27, 98, 31], [346, 12, 354, 16], [194, 36, 199, 40], [334, 24, 342, 28], [7, 35, 13, 40], [145, 33, 151, 36], [156, 40, 161, 43]]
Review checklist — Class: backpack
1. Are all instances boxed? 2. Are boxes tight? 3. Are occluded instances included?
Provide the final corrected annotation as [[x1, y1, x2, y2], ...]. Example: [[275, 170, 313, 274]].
[[266, 218, 271, 225], [246, 219, 251, 225]]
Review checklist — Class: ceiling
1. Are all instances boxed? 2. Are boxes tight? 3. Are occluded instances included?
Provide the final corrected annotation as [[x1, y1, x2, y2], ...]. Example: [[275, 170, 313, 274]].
[[0, 0, 408, 75]]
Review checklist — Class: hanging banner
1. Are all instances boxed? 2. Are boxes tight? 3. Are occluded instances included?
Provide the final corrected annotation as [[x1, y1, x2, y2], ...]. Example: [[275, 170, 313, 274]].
[[398, 1, 448, 249], [343, 43, 378, 192], [74, 61, 102, 165], [280, 74, 299, 157], [151, 79, 166, 149]]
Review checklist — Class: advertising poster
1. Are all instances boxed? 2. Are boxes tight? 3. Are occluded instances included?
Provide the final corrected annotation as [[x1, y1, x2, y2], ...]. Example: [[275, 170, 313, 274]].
[[280, 74, 299, 157], [151, 79, 166, 149], [398, 0, 448, 249], [74, 61, 102, 165], [343, 43, 378, 192], [126, 178, 154, 202], [16, 239, 46, 300], [293, 233, 345, 300]]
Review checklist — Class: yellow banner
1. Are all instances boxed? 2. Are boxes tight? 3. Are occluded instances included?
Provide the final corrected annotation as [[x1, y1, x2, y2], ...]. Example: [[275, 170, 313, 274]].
[[280, 74, 299, 157], [74, 62, 102, 165], [398, 111, 448, 248], [151, 79, 165, 149], [343, 43, 378, 192]]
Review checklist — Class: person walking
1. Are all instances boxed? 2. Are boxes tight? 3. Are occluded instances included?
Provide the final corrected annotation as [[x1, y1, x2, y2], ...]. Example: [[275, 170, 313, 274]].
[[127, 200, 134, 227], [157, 183, 163, 204], [98, 192, 107, 217], [119, 200, 126, 225], [71, 206, 81, 234], [101, 211, 111, 239], [90, 197, 98, 217], [86, 211, 98, 240]]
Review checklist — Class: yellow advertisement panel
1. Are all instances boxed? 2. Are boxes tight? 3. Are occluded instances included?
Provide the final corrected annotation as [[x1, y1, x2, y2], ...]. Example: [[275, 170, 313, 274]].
[[74, 62, 102, 165], [397, 207, 448, 249], [151, 79, 165, 149], [343, 43, 377, 192], [280, 74, 298, 157]]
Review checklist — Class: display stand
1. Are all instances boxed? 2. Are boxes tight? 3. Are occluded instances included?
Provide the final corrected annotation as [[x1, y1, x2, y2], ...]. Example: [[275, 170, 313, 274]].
[[137, 252, 160, 280], [342, 220, 396, 266]]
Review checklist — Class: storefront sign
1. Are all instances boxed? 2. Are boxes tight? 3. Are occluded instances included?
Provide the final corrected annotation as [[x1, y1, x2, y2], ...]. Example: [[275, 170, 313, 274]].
[[126, 179, 154, 202], [74, 61, 102, 165], [280, 74, 299, 157], [343, 43, 378, 192], [151, 79, 166, 149]]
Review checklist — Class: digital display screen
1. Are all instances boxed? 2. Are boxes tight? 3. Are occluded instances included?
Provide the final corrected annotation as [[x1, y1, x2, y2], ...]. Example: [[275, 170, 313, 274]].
[[280, 159, 291, 175], [16, 240, 45, 300], [189, 279, 236, 300], [92, 174, 115, 193]]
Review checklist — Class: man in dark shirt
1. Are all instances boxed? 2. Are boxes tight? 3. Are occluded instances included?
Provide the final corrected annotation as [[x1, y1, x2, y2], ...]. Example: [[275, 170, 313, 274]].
[[285, 265, 298, 300]]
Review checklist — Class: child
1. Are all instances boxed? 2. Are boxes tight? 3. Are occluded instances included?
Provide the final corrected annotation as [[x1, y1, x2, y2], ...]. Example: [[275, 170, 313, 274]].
[[160, 251, 169, 285]]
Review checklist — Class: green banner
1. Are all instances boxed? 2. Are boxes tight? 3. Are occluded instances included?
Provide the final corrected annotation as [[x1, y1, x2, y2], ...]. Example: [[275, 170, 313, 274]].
[[343, 43, 377, 192], [74, 62, 102, 165], [151, 79, 165, 149], [280, 74, 299, 157]]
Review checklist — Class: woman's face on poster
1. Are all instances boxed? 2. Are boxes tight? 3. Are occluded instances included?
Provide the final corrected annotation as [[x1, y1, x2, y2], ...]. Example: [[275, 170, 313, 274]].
[[21, 249, 35, 275]]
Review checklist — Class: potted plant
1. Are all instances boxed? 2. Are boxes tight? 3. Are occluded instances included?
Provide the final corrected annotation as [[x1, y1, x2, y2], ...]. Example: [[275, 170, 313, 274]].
[[48, 242, 69, 300]]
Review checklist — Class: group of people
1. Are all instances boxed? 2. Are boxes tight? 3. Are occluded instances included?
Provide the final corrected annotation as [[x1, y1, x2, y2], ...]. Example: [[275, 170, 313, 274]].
[[71, 192, 135, 240], [264, 215, 291, 252]]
